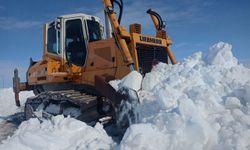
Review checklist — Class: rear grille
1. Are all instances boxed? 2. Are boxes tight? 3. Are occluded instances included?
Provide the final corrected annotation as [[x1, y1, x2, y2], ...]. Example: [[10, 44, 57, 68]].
[[136, 44, 168, 74]]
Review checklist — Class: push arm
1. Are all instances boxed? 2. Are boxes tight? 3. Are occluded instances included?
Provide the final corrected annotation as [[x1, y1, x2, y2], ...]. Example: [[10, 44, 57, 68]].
[[103, 0, 134, 70], [147, 9, 177, 64]]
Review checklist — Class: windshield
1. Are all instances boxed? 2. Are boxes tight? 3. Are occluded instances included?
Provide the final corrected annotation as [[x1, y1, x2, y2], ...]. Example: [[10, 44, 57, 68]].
[[87, 20, 102, 42]]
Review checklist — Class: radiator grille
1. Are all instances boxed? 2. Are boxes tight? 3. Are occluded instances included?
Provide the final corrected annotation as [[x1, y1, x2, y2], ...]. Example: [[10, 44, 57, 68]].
[[136, 44, 168, 74]]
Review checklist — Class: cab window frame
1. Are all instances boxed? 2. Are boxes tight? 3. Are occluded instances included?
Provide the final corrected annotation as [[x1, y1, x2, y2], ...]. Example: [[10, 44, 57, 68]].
[[46, 22, 61, 57]]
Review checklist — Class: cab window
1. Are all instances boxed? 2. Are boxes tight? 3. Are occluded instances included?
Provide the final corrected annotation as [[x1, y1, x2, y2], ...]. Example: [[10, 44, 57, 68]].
[[87, 20, 102, 42], [47, 22, 60, 55], [65, 19, 86, 66]]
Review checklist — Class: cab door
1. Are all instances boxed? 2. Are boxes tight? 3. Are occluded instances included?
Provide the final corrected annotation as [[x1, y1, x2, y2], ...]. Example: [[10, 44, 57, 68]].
[[63, 17, 88, 67], [85, 19, 116, 70]]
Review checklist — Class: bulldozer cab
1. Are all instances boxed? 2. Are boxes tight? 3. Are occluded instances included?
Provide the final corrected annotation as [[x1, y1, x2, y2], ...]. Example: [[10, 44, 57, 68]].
[[45, 13, 103, 67]]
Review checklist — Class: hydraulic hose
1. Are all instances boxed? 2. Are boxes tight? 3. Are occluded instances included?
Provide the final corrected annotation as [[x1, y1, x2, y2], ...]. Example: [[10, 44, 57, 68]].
[[112, 0, 123, 24], [147, 9, 164, 30]]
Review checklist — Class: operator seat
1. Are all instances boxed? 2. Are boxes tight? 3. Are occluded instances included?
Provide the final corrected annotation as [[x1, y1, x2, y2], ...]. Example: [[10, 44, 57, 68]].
[[67, 38, 86, 66]]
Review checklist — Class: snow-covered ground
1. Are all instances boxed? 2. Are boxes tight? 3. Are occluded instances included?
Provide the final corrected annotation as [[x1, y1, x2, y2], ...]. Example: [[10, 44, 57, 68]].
[[0, 88, 34, 142], [0, 88, 34, 116], [0, 42, 250, 150]]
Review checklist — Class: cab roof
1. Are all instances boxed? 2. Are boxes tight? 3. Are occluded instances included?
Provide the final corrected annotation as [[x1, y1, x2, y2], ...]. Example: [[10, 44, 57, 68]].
[[58, 13, 101, 22]]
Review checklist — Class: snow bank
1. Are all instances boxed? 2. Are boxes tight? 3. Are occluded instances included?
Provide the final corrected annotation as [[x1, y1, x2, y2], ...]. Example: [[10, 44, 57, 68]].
[[1, 42, 250, 150], [0, 89, 114, 149], [0, 88, 34, 116], [0, 88, 33, 143], [120, 42, 250, 150], [0, 115, 114, 150]]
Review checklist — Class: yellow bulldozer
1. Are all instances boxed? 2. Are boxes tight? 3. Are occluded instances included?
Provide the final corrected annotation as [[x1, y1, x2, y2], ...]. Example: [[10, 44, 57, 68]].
[[13, 0, 176, 127]]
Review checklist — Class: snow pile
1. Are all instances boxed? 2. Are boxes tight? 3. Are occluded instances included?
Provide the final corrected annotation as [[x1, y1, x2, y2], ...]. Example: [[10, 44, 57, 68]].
[[1, 42, 250, 150], [120, 42, 250, 150], [0, 115, 114, 150], [206, 42, 238, 68], [109, 71, 142, 91], [0, 88, 34, 116], [0, 89, 114, 149]]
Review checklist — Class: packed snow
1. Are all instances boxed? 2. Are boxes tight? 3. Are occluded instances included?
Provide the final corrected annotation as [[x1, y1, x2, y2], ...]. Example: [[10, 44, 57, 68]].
[[109, 71, 142, 91], [0, 88, 34, 142], [0, 42, 250, 150], [0, 116, 114, 150]]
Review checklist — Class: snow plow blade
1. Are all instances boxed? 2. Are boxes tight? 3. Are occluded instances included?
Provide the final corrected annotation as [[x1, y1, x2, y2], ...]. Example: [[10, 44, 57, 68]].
[[95, 75, 139, 107], [95, 75, 139, 126]]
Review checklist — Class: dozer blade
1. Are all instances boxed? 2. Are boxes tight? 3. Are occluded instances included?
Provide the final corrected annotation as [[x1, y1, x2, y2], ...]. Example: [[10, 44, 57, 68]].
[[95, 75, 139, 107], [115, 86, 139, 131], [95, 75, 139, 129]]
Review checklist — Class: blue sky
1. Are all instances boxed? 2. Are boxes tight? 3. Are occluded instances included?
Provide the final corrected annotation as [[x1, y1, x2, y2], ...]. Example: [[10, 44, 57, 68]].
[[0, 0, 250, 87]]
